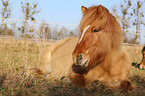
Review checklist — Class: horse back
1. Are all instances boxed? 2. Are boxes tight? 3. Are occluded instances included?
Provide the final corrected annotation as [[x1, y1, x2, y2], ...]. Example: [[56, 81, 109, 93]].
[[39, 37, 79, 79]]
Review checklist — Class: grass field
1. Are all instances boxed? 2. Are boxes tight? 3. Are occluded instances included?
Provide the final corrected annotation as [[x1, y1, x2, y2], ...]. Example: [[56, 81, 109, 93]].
[[0, 37, 145, 96]]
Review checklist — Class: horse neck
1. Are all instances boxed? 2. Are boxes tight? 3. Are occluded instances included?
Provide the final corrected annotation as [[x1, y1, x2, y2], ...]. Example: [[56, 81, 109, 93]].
[[102, 48, 123, 67]]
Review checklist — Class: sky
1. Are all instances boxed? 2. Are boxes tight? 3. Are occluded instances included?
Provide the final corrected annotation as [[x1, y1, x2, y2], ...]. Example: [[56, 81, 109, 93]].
[[37, 0, 118, 25], [0, 0, 144, 44], [8, 0, 119, 25]]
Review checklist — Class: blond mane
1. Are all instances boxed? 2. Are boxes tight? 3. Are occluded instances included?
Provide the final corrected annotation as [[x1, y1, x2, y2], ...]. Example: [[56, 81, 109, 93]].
[[79, 6, 109, 31], [79, 5, 123, 50]]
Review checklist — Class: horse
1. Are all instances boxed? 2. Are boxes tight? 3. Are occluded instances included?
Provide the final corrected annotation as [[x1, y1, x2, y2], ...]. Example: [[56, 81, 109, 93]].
[[140, 46, 145, 69], [132, 46, 145, 70], [63, 5, 133, 91], [39, 5, 133, 91]]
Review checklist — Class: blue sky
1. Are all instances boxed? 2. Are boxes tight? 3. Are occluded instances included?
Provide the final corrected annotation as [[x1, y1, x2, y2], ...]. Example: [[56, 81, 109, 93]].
[[0, 0, 144, 44], [8, 0, 119, 25], [37, 0, 119, 25]]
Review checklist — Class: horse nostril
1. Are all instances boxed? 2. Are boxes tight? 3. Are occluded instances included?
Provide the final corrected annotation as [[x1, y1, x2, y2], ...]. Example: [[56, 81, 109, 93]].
[[77, 54, 84, 64], [79, 54, 83, 59]]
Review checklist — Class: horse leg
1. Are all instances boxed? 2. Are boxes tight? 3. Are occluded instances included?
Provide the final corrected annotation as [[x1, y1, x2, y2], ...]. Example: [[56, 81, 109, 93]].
[[61, 73, 86, 87], [120, 80, 134, 91], [70, 74, 86, 87], [140, 63, 145, 70]]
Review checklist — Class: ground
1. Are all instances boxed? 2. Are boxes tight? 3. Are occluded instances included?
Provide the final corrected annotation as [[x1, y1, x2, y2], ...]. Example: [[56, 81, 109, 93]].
[[0, 37, 145, 96]]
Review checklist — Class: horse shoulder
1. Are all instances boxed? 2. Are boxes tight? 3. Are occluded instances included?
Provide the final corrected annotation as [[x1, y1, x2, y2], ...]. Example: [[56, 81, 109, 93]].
[[84, 49, 131, 85], [111, 49, 131, 80]]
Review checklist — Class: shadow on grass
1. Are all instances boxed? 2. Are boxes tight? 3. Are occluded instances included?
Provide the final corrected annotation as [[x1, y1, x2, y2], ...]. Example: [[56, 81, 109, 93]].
[[46, 81, 115, 96], [0, 73, 7, 87], [46, 75, 145, 96], [0, 68, 144, 96], [128, 75, 145, 96]]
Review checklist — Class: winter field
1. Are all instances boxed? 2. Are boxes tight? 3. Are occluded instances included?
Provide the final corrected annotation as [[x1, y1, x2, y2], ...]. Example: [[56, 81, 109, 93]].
[[0, 36, 145, 96]]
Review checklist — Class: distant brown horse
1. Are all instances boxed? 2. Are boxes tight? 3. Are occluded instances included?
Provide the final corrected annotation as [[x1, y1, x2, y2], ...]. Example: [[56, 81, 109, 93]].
[[132, 46, 145, 70], [140, 46, 145, 69], [64, 5, 133, 91], [39, 5, 133, 91]]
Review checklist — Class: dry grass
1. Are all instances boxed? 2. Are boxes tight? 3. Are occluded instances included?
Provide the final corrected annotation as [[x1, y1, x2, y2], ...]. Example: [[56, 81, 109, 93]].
[[0, 37, 145, 96]]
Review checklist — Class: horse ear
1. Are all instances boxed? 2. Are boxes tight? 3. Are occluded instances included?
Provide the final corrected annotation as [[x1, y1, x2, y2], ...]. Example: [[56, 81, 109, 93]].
[[98, 5, 104, 14], [81, 6, 88, 15]]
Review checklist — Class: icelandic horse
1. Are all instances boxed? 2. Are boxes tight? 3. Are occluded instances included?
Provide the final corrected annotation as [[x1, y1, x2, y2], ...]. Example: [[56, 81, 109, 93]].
[[64, 5, 133, 91], [139, 46, 145, 69], [132, 46, 145, 70], [39, 5, 133, 91]]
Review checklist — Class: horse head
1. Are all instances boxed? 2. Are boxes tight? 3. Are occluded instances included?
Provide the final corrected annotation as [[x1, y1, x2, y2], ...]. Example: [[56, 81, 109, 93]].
[[72, 5, 123, 74]]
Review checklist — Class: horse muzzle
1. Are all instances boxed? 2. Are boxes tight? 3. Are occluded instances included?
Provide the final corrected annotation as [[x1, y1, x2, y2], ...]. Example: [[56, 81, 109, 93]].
[[72, 54, 90, 74], [73, 54, 90, 67]]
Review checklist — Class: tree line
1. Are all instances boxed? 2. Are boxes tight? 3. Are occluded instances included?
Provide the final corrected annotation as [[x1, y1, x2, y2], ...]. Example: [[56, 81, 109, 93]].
[[0, 0, 145, 44], [0, 0, 79, 40], [112, 0, 145, 44]]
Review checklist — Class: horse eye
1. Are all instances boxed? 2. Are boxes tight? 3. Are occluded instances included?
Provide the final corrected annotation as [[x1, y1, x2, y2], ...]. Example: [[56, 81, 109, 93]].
[[92, 28, 99, 32]]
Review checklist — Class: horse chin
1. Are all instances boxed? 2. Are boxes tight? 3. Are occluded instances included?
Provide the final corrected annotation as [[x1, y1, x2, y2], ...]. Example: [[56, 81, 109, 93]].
[[72, 63, 89, 74]]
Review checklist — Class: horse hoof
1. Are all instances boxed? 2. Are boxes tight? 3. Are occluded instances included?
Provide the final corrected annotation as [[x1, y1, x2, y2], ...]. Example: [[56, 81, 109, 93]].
[[120, 80, 134, 91], [60, 76, 71, 83], [140, 65, 145, 70], [60, 76, 66, 80]]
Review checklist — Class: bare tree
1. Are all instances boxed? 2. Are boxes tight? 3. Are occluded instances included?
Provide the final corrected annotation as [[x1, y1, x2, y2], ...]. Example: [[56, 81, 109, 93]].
[[57, 26, 68, 39], [69, 31, 75, 37], [0, 0, 11, 34], [52, 26, 58, 40], [111, 0, 145, 44], [120, 0, 132, 43], [39, 21, 51, 40], [19, 0, 39, 38], [132, 0, 145, 44], [112, 0, 132, 43]]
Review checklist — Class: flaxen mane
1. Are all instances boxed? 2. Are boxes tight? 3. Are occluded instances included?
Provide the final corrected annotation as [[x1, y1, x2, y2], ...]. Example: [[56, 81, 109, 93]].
[[79, 5, 122, 50]]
